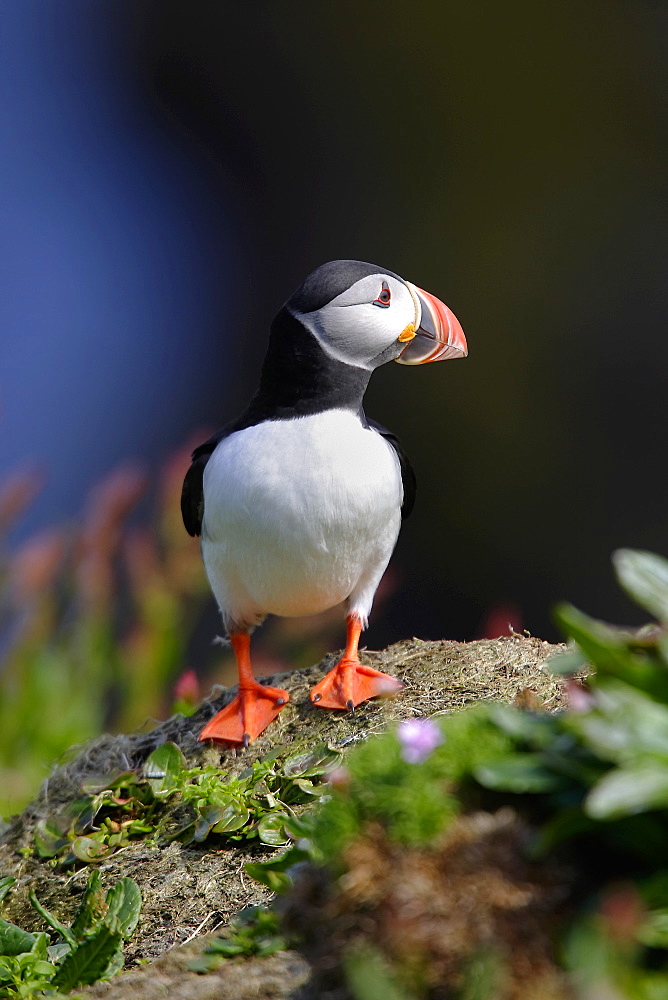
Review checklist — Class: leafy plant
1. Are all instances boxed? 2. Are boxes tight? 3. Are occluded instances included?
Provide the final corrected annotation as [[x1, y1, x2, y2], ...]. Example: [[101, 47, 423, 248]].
[[188, 907, 287, 973], [233, 549, 668, 998], [33, 741, 341, 864], [0, 870, 141, 997]]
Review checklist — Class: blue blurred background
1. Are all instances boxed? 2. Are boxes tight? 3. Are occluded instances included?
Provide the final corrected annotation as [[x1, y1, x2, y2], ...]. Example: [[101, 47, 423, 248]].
[[1, 0, 667, 647]]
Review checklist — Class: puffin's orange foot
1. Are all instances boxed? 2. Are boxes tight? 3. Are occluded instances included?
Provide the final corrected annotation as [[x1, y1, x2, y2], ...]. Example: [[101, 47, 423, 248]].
[[309, 658, 403, 711], [199, 682, 289, 747]]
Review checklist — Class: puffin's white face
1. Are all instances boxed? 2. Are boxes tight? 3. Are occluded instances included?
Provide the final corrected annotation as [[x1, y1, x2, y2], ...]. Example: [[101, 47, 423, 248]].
[[293, 273, 419, 370]]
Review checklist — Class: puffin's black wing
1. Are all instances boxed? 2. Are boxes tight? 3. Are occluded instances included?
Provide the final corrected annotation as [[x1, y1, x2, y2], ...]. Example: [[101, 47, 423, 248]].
[[181, 428, 230, 537], [366, 417, 416, 519]]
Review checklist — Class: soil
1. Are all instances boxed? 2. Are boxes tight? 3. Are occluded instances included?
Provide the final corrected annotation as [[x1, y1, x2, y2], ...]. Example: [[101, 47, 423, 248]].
[[0, 635, 566, 998]]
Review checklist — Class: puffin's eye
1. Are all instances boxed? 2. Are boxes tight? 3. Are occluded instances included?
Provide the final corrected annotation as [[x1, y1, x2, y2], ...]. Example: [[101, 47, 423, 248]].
[[373, 282, 391, 308]]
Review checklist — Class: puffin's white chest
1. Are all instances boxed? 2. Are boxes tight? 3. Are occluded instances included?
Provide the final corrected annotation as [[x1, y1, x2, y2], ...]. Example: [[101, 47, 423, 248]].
[[201, 409, 403, 620]]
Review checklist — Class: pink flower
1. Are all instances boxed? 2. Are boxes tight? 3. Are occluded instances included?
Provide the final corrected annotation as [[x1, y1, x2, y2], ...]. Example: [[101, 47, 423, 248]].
[[566, 678, 594, 714], [327, 766, 350, 790], [398, 718, 443, 764], [174, 669, 199, 706]]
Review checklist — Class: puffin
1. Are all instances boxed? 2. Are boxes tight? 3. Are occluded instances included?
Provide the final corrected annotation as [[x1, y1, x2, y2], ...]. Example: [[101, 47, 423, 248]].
[[181, 260, 467, 747]]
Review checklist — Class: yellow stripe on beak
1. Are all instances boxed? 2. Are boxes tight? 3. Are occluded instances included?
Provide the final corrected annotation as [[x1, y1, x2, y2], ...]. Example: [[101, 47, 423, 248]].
[[398, 323, 416, 343]]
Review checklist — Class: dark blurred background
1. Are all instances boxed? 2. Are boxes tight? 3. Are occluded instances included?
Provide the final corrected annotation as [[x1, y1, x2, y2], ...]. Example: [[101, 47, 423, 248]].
[[2, 0, 667, 647]]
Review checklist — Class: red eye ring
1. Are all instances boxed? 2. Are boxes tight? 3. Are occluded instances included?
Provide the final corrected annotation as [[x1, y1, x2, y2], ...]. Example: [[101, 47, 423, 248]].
[[373, 281, 391, 308]]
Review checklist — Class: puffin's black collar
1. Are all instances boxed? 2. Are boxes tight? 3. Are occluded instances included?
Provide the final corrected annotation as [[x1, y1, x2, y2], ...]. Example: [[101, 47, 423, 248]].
[[239, 308, 372, 425]]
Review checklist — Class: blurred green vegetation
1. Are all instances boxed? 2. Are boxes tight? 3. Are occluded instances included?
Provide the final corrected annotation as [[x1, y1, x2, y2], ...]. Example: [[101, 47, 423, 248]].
[[233, 549, 668, 998], [0, 445, 210, 818]]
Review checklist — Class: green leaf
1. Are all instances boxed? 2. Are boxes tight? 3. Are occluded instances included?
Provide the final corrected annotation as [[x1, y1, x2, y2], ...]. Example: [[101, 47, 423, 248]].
[[48, 941, 72, 963], [565, 681, 668, 763], [104, 879, 141, 939], [211, 801, 251, 834], [189, 907, 285, 969], [80, 771, 135, 795], [544, 648, 588, 676], [256, 813, 290, 846], [52, 925, 123, 991], [475, 754, 565, 793], [0, 878, 15, 906], [554, 603, 630, 667], [586, 764, 668, 819], [614, 549, 668, 624], [143, 742, 186, 797], [66, 796, 98, 835], [29, 958, 57, 976], [71, 836, 113, 863], [638, 909, 668, 948], [29, 891, 76, 948], [488, 704, 553, 745], [255, 937, 287, 957], [103, 946, 126, 980], [203, 938, 246, 956], [71, 870, 105, 939], [0, 958, 14, 979], [28, 933, 51, 960], [292, 778, 328, 797], [283, 743, 341, 778], [0, 918, 36, 957], [188, 953, 225, 973], [192, 804, 224, 842], [164, 817, 197, 845], [33, 818, 69, 858], [124, 818, 153, 836], [343, 943, 411, 1000], [555, 602, 668, 698], [245, 844, 312, 892]]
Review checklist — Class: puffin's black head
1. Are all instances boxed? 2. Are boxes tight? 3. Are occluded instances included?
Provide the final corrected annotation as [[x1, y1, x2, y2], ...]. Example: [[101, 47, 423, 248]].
[[288, 260, 402, 314], [282, 259, 467, 370]]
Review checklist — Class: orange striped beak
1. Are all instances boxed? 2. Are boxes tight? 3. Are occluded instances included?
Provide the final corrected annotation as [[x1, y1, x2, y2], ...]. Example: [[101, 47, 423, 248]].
[[396, 283, 468, 365]]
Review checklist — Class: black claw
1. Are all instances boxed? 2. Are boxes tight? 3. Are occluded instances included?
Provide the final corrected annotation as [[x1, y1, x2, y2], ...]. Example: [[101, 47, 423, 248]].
[[243, 733, 250, 749], [276, 697, 286, 706], [346, 699, 354, 713], [312, 693, 322, 702]]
